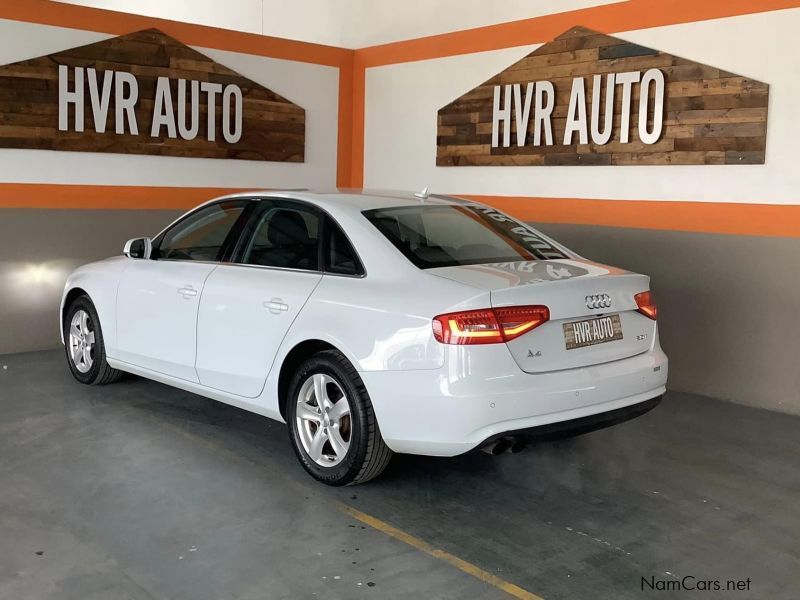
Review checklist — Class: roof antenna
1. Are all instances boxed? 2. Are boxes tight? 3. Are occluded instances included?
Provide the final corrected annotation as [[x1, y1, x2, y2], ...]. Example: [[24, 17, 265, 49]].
[[414, 186, 429, 201]]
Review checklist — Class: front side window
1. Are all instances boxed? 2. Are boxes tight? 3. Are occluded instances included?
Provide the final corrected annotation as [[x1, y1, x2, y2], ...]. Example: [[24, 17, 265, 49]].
[[154, 200, 249, 261], [241, 203, 320, 271], [363, 204, 568, 269]]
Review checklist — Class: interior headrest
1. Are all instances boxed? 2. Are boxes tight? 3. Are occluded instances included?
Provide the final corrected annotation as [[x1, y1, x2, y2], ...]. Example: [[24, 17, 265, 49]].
[[267, 210, 311, 246], [375, 216, 402, 242]]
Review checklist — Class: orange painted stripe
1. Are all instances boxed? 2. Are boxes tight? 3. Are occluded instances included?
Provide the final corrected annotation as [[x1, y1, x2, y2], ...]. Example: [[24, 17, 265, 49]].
[[348, 53, 367, 188], [356, 0, 800, 67], [0, 0, 352, 67], [1, 184, 798, 238], [465, 195, 800, 238], [336, 55, 355, 187], [0, 183, 248, 210]]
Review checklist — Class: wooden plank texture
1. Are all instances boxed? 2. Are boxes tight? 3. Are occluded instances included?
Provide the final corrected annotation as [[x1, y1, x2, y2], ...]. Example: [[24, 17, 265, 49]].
[[437, 26, 768, 167], [0, 28, 305, 162]]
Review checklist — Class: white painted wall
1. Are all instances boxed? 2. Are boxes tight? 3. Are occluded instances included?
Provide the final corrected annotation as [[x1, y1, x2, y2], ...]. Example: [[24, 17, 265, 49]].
[[363, 9, 800, 205], [54, 0, 619, 48], [54, 0, 346, 46], [0, 18, 339, 189], [56, 0, 264, 36], [347, 0, 621, 47]]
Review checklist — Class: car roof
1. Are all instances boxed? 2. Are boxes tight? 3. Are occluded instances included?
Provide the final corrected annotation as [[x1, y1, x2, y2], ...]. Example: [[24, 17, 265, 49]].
[[215, 189, 473, 212]]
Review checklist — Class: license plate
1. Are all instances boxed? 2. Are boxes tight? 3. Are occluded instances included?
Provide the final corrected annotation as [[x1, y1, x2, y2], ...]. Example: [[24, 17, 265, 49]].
[[563, 314, 623, 350]]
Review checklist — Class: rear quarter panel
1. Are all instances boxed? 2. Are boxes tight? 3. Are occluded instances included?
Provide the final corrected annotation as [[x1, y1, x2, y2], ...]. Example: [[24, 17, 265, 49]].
[[279, 269, 488, 372], [257, 267, 488, 421]]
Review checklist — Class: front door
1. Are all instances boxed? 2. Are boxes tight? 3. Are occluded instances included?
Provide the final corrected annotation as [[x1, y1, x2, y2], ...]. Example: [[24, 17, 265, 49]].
[[115, 199, 251, 381], [116, 260, 217, 381]]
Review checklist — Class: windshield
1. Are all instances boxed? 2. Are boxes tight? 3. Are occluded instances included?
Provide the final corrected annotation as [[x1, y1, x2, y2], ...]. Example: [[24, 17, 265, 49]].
[[363, 204, 568, 269]]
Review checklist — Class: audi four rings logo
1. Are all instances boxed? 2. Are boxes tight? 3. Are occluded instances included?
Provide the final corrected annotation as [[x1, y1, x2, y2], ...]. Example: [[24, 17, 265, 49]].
[[586, 294, 612, 309]]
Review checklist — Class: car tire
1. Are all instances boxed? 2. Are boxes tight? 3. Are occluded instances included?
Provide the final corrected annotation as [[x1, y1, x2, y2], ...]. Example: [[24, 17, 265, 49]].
[[63, 295, 123, 386], [287, 350, 392, 486]]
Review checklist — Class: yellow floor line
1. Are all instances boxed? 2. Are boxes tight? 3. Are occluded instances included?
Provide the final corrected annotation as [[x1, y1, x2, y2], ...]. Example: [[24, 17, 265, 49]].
[[338, 503, 544, 600], [147, 416, 544, 599]]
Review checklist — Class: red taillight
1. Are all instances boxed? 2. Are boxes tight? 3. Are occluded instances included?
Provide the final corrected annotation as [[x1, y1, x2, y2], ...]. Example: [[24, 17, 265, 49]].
[[635, 291, 657, 320], [495, 306, 551, 340], [432, 305, 549, 345]]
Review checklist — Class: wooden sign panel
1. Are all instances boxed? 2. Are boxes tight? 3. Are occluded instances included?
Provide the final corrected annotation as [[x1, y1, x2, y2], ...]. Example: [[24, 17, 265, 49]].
[[437, 26, 768, 166], [0, 28, 305, 162]]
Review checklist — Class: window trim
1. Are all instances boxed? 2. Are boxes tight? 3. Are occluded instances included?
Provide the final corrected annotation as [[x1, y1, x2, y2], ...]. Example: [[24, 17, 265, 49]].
[[320, 213, 366, 278], [148, 195, 368, 278], [362, 204, 570, 269], [229, 198, 324, 273], [150, 198, 256, 263], [227, 197, 367, 279]]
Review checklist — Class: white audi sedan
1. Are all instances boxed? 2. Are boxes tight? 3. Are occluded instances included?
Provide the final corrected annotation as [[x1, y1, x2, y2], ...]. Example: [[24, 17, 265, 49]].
[[60, 190, 667, 485]]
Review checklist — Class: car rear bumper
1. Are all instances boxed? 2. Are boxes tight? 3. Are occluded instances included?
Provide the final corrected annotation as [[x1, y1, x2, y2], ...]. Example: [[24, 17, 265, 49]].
[[479, 394, 662, 450], [360, 344, 668, 456]]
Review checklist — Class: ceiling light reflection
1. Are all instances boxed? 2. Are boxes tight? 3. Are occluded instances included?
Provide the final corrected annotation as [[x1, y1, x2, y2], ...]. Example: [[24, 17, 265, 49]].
[[7, 262, 68, 290]]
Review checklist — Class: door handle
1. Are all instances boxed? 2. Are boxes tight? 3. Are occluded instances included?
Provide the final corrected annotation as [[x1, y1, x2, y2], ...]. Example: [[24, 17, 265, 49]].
[[264, 298, 289, 314], [178, 286, 198, 299]]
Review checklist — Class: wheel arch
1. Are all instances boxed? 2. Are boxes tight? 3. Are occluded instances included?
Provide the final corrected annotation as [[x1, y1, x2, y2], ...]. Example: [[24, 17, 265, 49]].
[[277, 339, 348, 421], [60, 287, 90, 343]]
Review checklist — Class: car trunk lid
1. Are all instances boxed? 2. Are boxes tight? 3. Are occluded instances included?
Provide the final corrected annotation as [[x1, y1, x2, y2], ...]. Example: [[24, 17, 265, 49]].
[[428, 259, 656, 373]]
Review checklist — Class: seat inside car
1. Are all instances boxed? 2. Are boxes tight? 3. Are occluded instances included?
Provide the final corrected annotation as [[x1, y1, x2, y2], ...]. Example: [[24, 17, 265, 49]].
[[247, 209, 317, 269]]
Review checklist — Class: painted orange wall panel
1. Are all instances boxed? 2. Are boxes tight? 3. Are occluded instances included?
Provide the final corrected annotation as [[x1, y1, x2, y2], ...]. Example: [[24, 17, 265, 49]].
[[357, 0, 800, 66], [336, 56, 355, 187], [0, 183, 246, 210], [348, 54, 367, 189], [0, 184, 798, 238], [467, 196, 800, 239]]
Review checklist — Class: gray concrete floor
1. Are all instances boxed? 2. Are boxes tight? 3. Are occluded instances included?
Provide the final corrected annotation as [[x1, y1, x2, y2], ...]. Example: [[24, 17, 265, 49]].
[[1, 350, 798, 600]]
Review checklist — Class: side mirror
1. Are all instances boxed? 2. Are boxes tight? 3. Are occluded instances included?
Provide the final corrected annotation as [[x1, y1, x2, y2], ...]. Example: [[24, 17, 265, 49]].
[[123, 237, 152, 259]]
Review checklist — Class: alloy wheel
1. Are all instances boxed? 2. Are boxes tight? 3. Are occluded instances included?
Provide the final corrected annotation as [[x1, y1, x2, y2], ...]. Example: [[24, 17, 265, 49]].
[[68, 309, 95, 374], [295, 373, 352, 467]]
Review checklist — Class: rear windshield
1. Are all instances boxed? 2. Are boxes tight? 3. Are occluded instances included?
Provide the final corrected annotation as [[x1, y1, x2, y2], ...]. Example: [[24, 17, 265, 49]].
[[363, 204, 568, 269]]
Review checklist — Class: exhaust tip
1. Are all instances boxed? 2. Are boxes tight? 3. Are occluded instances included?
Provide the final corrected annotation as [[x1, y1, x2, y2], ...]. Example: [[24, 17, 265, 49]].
[[510, 439, 527, 453], [492, 438, 511, 455], [481, 438, 511, 455]]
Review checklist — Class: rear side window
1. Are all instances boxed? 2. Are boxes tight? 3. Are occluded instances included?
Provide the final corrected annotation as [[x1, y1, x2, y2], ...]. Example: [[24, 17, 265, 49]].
[[324, 218, 364, 276], [154, 200, 249, 261], [363, 204, 567, 269], [240, 203, 320, 271]]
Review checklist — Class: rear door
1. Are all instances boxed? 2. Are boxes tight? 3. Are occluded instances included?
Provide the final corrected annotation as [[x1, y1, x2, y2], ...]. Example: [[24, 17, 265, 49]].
[[195, 199, 324, 398], [115, 199, 252, 381]]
